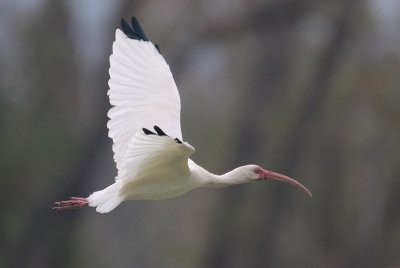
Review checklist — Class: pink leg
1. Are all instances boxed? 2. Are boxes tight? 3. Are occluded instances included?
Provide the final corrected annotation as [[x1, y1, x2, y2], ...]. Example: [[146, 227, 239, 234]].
[[53, 197, 88, 211]]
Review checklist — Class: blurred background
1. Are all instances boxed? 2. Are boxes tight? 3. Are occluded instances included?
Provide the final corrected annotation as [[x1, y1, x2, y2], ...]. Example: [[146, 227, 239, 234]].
[[1, 0, 400, 267]]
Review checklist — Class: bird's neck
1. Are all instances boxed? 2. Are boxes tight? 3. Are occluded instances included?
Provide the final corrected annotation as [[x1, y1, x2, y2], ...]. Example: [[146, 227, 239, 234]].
[[215, 167, 249, 187], [190, 161, 246, 188]]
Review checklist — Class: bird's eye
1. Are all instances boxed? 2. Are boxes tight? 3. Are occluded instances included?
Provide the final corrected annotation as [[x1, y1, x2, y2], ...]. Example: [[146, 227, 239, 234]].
[[255, 168, 261, 174]]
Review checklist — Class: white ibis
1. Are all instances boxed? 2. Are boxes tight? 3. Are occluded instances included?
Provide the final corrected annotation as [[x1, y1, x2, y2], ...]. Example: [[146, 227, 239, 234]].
[[54, 17, 311, 213]]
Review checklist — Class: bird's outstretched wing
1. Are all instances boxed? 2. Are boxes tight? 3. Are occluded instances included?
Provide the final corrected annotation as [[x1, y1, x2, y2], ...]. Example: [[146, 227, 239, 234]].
[[107, 17, 182, 173], [117, 126, 195, 184]]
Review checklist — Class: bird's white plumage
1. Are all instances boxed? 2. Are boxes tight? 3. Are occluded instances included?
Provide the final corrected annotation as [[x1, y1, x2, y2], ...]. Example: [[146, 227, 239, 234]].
[[86, 28, 194, 213], [107, 29, 182, 174], [118, 133, 196, 199], [118, 132, 194, 183], [88, 133, 195, 212], [53, 18, 312, 213]]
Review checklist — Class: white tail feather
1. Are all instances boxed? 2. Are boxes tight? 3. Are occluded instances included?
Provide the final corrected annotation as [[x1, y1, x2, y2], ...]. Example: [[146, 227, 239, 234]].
[[87, 183, 123, 213]]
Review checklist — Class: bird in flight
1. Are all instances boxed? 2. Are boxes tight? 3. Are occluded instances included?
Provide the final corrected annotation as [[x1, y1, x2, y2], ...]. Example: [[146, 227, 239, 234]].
[[54, 17, 311, 213]]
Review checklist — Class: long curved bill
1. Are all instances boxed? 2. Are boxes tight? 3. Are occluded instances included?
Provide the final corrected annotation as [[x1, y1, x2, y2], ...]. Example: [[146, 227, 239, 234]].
[[262, 169, 312, 197]]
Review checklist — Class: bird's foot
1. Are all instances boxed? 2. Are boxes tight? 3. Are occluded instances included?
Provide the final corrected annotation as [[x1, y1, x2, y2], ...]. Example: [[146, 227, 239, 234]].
[[53, 197, 88, 211]]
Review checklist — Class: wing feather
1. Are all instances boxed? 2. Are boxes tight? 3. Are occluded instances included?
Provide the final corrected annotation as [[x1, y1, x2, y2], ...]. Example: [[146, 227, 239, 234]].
[[107, 21, 182, 174], [117, 132, 195, 182]]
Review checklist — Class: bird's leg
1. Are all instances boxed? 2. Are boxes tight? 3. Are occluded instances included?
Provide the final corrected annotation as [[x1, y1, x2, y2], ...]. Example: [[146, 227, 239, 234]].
[[53, 197, 88, 211]]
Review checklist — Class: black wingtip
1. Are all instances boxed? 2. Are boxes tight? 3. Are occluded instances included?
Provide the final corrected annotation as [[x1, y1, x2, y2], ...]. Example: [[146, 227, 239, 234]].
[[131, 16, 149, 41], [120, 16, 148, 41], [120, 16, 162, 54], [154, 126, 167, 136], [155, 44, 162, 54], [121, 18, 137, 39], [143, 128, 156, 135], [143, 126, 183, 144]]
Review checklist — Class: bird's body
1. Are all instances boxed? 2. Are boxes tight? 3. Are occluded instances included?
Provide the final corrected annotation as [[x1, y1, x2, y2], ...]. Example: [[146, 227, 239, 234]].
[[54, 17, 311, 213]]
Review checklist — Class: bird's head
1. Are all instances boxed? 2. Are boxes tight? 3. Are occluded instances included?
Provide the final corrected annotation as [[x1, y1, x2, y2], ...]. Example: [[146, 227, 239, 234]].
[[224, 165, 312, 197]]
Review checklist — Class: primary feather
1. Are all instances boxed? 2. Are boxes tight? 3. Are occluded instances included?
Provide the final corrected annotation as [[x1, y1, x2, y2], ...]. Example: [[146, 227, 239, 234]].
[[107, 25, 182, 174]]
